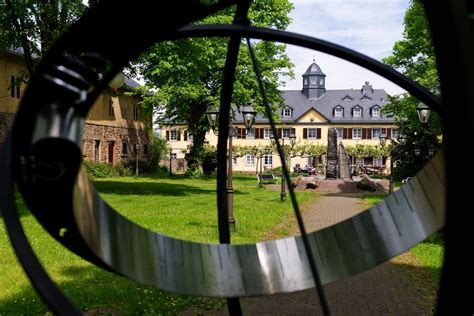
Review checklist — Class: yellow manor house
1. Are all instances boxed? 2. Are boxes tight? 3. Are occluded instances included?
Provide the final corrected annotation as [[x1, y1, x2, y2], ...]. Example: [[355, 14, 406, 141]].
[[0, 49, 150, 164], [162, 60, 398, 173]]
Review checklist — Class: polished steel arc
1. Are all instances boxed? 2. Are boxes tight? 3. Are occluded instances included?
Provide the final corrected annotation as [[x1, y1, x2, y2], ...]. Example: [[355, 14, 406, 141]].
[[73, 150, 445, 297]]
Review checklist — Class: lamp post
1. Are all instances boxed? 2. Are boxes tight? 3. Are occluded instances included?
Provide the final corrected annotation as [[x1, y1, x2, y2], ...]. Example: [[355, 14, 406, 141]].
[[379, 132, 394, 193], [135, 144, 140, 177], [206, 102, 256, 229], [168, 148, 173, 177]]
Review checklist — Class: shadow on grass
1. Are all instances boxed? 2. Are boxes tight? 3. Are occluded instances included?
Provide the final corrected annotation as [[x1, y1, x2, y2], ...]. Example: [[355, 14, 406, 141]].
[[92, 180, 249, 197], [0, 263, 200, 315], [92, 181, 214, 196]]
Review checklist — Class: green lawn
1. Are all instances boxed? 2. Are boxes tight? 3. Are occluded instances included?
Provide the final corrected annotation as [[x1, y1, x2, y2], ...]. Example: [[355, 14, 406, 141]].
[[0, 175, 315, 314], [361, 193, 444, 284]]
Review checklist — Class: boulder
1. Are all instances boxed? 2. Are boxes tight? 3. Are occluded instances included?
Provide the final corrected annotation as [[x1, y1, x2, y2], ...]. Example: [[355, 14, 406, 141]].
[[292, 176, 319, 191], [356, 175, 377, 191]]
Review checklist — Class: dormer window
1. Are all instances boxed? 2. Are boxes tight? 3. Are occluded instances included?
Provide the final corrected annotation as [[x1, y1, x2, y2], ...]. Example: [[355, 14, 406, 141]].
[[342, 95, 353, 101], [361, 95, 372, 100], [353, 107, 362, 118], [334, 106, 343, 117], [283, 108, 292, 117], [372, 106, 381, 117]]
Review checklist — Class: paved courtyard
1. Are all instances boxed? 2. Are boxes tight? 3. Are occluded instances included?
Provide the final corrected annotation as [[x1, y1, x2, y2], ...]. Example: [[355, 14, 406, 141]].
[[181, 186, 438, 315]]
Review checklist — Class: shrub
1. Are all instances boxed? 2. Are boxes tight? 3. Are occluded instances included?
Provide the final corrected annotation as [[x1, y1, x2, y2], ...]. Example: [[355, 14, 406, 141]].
[[201, 146, 217, 175], [185, 168, 203, 179], [83, 161, 120, 178]]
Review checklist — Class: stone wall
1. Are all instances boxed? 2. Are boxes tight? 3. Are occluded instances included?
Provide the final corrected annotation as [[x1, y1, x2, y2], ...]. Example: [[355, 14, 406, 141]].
[[82, 123, 150, 165], [0, 112, 15, 143], [0, 112, 149, 165], [160, 158, 188, 173]]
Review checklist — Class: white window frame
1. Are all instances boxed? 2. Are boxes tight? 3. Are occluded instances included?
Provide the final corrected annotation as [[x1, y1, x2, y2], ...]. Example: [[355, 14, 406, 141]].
[[245, 155, 255, 166], [264, 128, 273, 139], [170, 152, 177, 159], [352, 128, 362, 140], [310, 78, 316, 85], [353, 107, 362, 118], [308, 128, 317, 139], [336, 128, 343, 140], [391, 128, 399, 140], [170, 130, 178, 141], [283, 108, 292, 117], [372, 107, 381, 117], [232, 157, 238, 166], [373, 156, 383, 167], [304, 79, 308, 85], [246, 128, 255, 139], [371, 128, 381, 140], [335, 107, 343, 117], [263, 154, 273, 166], [319, 78, 324, 85], [282, 128, 291, 139], [187, 132, 194, 141]]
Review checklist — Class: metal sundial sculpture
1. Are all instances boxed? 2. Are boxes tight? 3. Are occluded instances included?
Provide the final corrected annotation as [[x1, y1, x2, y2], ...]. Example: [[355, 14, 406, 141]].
[[1, 0, 472, 314]]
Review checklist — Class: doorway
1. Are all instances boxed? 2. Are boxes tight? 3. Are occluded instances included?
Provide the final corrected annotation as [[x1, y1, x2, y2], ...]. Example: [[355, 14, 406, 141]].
[[108, 141, 115, 164]]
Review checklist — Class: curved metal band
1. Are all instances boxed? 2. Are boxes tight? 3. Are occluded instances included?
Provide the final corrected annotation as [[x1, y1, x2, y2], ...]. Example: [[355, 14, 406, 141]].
[[73, 150, 444, 297]]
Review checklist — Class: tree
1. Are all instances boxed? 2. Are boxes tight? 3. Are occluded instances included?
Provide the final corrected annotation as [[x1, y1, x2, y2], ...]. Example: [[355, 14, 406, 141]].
[[135, 0, 294, 174], [0, 0, 90, 81], [382, 0, 442, 180]]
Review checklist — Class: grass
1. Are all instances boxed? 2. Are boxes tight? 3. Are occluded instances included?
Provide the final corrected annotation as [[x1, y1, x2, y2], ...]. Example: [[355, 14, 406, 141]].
[[0, 174, 316, 314], [361, 193, 444, 284]]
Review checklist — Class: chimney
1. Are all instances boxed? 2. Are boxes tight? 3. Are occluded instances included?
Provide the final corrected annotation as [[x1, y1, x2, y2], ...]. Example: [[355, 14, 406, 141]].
[[362, 81, 373, 93]]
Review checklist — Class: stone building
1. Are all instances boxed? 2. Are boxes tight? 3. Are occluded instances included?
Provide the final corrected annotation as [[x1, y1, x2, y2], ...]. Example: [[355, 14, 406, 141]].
[[161, 60, 397, 172], [0, 49, 150, 164]]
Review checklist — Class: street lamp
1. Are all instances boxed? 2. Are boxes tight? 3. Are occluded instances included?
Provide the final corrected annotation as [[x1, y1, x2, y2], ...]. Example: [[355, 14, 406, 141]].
[[206, 102, 256, 229], [416, 102, 431, 126], [135, 144, 140, 177]]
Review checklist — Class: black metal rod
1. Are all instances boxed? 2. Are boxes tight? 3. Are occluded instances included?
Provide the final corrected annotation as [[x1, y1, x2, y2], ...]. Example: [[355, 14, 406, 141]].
[[246, 38, 331, 316], [216, 2, 251, 315], [177, 24, 441, 115]]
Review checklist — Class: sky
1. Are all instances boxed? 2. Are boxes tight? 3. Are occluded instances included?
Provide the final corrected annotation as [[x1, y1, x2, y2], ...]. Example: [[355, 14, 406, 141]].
[[280, 0, 410, 95]]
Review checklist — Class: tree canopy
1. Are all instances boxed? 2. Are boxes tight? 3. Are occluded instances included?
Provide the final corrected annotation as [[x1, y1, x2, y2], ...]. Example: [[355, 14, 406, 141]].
[[0, 0, 91, 79], [382, 0, 442, 180], [134, 1, 295, 172]]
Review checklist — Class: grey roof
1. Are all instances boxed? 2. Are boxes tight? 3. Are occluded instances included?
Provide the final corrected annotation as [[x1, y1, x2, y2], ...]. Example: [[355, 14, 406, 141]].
[[303, 60, 325, 76], [233, 84, 394, 125], [124, 77, 141, 88]]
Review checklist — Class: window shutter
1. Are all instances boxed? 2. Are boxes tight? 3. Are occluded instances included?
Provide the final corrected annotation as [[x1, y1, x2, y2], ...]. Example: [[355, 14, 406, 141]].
[[351, 108, 354, 116], [242, 128, 247, 139], [184, 131, 188, 141], [369, 108, 372, 116], [348, 128, 352, 139], [237, 128, 242, 139], [166, 130, 169, 140], [277, 128, 282, 139], [387, 128, 392, 139], [343, 128, 348, 139], [303, 128, 307, 139], [177, 131, 181, 141], [317, 128, 321, 139], [362, 128, 367, 139]]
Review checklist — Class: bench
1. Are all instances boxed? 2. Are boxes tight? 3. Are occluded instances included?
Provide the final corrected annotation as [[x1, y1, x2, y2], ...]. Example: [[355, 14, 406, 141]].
[[257, 174, 278, 184]]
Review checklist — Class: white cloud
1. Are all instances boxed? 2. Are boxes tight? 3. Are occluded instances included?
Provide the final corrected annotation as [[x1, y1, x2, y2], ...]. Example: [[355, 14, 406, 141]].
[[279, 0, 409, 95]]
